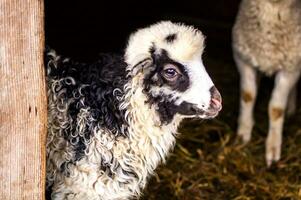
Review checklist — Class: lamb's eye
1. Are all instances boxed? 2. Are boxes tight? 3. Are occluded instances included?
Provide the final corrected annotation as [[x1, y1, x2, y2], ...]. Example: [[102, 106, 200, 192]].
[[162, 64, 180, 81], [165, 68, 177, 77]]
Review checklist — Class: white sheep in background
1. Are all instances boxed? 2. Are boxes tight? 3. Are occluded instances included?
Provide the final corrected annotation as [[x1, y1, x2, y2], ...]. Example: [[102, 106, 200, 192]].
[[232, 0, 301, 166], [46, 21, 222, 200]]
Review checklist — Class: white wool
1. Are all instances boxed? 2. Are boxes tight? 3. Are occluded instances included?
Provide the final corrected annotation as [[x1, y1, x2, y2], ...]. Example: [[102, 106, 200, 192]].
[[233, 0, 301, 166]]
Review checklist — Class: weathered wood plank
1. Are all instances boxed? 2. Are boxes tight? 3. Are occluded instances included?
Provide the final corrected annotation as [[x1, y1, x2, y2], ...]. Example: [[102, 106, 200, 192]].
[[0, 0, 46, 199]]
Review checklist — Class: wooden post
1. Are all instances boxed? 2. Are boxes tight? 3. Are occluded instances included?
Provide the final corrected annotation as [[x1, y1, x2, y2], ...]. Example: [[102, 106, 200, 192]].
[[0, 0, 46, 199]]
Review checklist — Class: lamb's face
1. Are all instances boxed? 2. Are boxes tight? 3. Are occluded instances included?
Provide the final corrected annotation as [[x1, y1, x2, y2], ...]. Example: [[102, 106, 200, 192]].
[[125, 21, 222, 124]]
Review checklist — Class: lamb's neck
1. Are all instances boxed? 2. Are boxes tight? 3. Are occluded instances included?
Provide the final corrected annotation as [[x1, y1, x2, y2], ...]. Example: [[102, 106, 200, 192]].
[[120, 83, 182, 180], [129, 87, 181, 158], [127, 113, 180, 186]]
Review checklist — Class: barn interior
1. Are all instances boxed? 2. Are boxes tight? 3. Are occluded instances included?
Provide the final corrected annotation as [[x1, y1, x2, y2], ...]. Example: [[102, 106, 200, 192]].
[[45, 0, 301, 199]]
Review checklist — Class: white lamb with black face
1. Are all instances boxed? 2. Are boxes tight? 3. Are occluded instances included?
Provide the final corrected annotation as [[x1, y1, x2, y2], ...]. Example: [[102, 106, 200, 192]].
[[46, 21, 222, 200]]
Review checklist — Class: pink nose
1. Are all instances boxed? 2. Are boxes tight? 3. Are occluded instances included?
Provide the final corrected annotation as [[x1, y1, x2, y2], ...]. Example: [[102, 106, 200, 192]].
[[209, 86, 222, 111]]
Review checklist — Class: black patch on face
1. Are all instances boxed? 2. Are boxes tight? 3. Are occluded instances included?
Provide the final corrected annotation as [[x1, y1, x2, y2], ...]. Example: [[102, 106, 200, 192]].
[[176, 101, 205, 116], [144, 48, 190, 92], [156, 100, 197, 124], [165, 33, 177, 43], [153, 97, 204, 125], [142, 48, 193, 124], [149, 45, 156, 55], [156, 100, 178, 124]]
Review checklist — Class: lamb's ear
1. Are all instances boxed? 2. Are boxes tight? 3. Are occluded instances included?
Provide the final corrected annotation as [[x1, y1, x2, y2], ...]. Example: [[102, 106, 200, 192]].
[[129, 54, 153, 76]]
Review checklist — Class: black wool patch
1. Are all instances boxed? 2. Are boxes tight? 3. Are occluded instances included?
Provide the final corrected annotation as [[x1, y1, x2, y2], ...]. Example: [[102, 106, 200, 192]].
[[142, 49, 193, 124], [46, 50, 129, 161], [165, 33, 177, 43]]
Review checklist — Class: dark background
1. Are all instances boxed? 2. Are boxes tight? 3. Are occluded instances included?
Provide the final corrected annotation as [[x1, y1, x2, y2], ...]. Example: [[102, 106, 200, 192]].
[[45, 0, 241, 61]]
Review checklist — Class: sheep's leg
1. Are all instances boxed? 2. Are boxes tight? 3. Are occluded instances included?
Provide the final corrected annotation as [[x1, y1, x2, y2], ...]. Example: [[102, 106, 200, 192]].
[[286, 84, 297, 116], [266, 70, 300, 166], [235, 54, 258, 143]]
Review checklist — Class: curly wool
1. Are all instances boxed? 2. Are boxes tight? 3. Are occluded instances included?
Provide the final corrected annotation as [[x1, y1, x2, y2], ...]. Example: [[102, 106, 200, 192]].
[[46, 50, 181, 200], [46, 21, 217, 200]]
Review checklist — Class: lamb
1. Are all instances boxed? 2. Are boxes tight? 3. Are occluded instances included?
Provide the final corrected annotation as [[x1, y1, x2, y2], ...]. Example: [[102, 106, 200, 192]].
[[232, 0, 301, 166], [46, 21, 222, 200]]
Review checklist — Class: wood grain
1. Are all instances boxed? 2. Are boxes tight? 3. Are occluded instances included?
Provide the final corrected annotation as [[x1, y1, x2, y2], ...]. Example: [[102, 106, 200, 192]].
[[0, 0, 46, 199]]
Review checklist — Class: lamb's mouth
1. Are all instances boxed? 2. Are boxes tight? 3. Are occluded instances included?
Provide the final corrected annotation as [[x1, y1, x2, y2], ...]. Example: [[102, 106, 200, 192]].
[[188, 109, 221, 119], [202, 104, 222, 119], [201, 110, 220, 119], [177, 102, 221, 119]]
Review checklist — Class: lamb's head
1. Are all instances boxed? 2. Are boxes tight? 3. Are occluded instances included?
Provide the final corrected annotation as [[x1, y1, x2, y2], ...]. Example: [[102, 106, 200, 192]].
[[124, 21, 222, 125]]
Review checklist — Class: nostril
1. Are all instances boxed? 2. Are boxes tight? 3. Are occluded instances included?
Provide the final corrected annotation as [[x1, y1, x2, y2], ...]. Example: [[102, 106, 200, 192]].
[[211, 98, 219, 105], [209, 86, 222, 110], [210, 86, 222, 102], [211, 98, 221, 108]]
